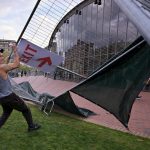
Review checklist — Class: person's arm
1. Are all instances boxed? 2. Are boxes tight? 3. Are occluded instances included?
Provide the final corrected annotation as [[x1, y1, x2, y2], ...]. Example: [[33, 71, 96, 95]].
[[0, 45, 20, 73]]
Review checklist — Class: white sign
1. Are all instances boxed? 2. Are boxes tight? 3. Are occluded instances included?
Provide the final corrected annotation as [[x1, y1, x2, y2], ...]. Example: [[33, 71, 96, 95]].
[[17, 38, 64, 73]]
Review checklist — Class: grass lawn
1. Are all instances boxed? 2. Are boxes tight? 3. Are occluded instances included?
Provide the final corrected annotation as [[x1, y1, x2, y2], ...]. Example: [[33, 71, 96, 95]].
[[0, 104, 150, 150]]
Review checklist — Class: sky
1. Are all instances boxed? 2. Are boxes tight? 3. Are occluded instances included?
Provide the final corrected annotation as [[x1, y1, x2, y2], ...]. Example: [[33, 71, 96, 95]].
[[0, 0, 37, 41]]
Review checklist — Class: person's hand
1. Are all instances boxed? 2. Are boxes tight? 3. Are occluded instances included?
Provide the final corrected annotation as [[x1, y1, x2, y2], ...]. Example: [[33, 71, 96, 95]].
[[9, 42, 17, 52], [12, 45, 17, 53]]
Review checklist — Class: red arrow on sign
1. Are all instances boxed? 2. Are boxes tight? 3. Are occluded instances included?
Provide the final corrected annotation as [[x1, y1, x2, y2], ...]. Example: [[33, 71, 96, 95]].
[[36, 57, 52, 67]]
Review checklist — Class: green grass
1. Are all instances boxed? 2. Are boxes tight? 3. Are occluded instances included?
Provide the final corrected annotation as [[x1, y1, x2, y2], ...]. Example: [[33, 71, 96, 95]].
[[0, 104, 150, 150]]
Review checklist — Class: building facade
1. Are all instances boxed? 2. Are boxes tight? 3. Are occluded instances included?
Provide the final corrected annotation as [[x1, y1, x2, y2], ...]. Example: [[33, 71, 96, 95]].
[[47, 0, 140, 81]]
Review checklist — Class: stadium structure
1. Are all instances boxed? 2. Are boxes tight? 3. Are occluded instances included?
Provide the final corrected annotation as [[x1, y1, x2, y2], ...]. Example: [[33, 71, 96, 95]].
[[6, 0, 150, 137]]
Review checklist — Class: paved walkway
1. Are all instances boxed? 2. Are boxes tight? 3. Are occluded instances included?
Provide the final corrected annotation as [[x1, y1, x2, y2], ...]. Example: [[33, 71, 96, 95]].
[[14, 76, 150, 138]]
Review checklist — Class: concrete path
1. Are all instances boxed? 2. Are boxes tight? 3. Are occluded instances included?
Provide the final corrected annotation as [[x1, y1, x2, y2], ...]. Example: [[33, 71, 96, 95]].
[[14, 76, 150, 138]]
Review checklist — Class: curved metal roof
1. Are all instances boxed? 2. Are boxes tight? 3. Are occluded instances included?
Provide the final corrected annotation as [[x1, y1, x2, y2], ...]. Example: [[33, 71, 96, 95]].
[[48, 0, 95, 48], [18, 0, 84, 48], [18, 0, 150, 47]]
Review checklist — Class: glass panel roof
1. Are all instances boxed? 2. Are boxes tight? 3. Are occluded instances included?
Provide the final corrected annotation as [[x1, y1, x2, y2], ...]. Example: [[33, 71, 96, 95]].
[[20, 0, 84, 48]]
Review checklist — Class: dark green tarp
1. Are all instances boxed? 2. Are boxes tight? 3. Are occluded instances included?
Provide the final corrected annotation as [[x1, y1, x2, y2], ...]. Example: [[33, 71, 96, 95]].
[[71, 37, 150, 127], [10, 78, 38, 102], [11, 80, 94, 117], [54, 92, 95, 117], [11, 37, 150, 127], [19, 81, 40, 99]]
